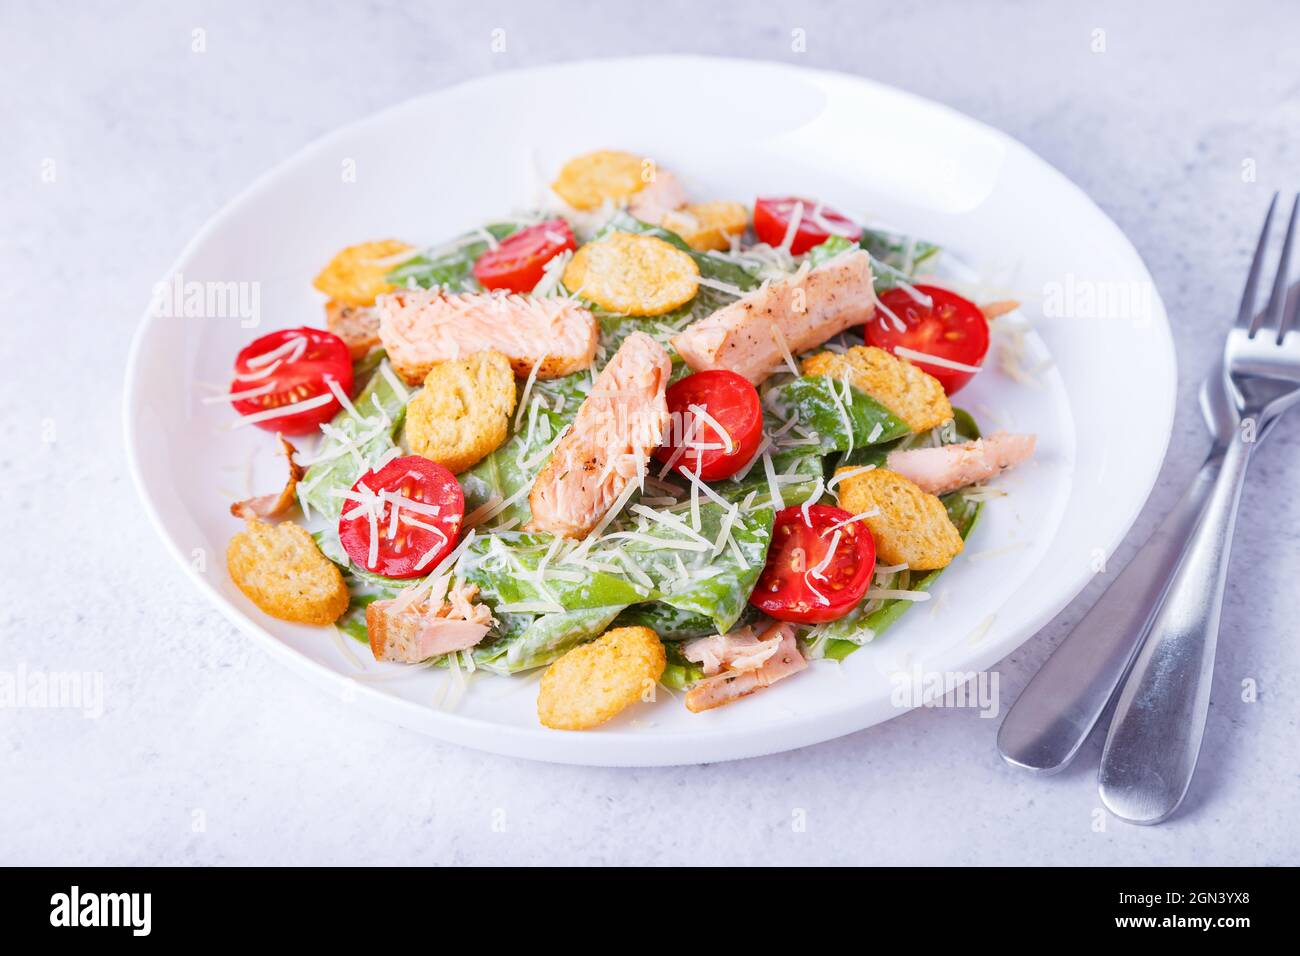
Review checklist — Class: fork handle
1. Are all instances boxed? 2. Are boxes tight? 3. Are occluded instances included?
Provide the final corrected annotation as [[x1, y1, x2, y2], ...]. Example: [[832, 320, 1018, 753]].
[[1098, 431, 1255, 824], [996, 449, 1225, 774]]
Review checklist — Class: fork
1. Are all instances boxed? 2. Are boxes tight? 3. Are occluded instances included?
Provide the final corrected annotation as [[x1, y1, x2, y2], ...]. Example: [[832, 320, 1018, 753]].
[[1097, 192, 1300, 824]]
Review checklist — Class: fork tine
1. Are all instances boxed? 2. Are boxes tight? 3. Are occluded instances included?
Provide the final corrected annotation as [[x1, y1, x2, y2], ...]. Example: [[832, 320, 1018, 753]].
[[1261, 194, 1300, 339], [1280, 280, 1300, 343], [1239, 192, 1278, 333]]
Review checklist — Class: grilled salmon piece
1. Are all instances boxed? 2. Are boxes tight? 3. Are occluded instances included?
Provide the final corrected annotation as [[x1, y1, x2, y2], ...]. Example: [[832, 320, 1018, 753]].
[[886, 432, 1036, 496], [366, 580, 493, 663], [376, 288, 599, 386], [682, 624, 783, 675], [671, 249, 877, 384], [684, 622, 807, 712], [526, 332, 672, 538]]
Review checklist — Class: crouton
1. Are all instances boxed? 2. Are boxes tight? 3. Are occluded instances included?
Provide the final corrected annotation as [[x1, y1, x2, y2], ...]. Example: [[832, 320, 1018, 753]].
[[404, 350, 517, 474], [551, 150, 648, 210], [537, 626, 666, 730], [662, 201, 749, 251], [562, 232, 699, 316], [834, 467, 963, 570], [313, 239, 413, 307], [226, 519, 349, 624], [324, 300, 380, 358], [802, 345, 952, 432]]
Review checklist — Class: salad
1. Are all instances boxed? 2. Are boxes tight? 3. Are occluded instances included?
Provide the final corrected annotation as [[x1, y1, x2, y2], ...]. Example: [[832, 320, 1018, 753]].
[[219, 149, 1035, 731]]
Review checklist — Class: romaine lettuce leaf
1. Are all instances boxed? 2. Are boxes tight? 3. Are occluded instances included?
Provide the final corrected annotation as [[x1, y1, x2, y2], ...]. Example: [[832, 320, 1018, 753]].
[[859, 228, 940, 287], [459, 532, 650, 611], [472, 605, 626, 675], [766, 375, 911, 454], [385, 222, 523, 292], [299, 358, 408, 519]]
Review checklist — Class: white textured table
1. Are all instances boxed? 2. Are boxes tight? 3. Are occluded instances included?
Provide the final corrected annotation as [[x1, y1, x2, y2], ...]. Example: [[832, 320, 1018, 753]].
[[4, 0, 1298, 865]]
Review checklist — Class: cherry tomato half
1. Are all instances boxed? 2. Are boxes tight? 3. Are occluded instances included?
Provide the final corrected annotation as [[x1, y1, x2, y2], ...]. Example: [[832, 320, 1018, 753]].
[[338, 456, 465, 579], [866, 285, 990, 395], [230, 327, 354, 435], [750, 505, 876, 624], [472, 219, 576, 293], [653, 370, 764, 482], [753, 196, 860, 255]]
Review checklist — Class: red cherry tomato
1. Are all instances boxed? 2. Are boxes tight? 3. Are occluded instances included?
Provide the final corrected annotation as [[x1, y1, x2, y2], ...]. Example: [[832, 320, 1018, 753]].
[[472, 219, 576, 293], [338, 456, 465, 579], [866, 285, 990, 395], [753, 196, 860, 255], [230, 328, 354, 435], [653, 370, 764, 481], [750, 505, 876, 624]]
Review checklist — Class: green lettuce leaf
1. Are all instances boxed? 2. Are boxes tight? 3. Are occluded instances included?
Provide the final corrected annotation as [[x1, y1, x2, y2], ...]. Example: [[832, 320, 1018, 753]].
[[385, 222, 523, 291], [611, 501, 774, 635], [766, 375, 911, 454], [300, 358, 408, 519], [472, 605, 626, 675], [459, 532, 650, 611], [859, 228, 940, 288]]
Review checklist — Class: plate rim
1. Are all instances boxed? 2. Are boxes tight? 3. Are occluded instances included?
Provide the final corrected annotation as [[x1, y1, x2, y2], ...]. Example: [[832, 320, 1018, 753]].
[[123, 54, 1177, 765]]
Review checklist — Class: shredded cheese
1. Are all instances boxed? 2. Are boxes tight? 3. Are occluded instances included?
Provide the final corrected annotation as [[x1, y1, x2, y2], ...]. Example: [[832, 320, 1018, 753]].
[[893, 345, 983, 374], [762, 453, 785, 510]]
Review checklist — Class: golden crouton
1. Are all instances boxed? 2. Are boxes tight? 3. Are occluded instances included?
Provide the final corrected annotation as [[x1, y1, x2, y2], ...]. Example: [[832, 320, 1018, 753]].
[[405, 350, 517, 474], [537, 626, 666, 730], [835, 467, 963, 571], [324, 300, 380, 358], [802, 345, 952, 432], [551, 150, 648, 210], [662, 201, 749, 251], [313, 239, 413, 307], [226, 520, 349, 625], [563, 232, 699, 316]]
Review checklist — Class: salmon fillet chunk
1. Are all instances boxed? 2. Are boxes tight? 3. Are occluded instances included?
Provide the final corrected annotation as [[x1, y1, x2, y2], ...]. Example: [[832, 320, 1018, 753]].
[[671, 249, 877, 384], [376, 288, 599, 385], [886, 432, 1036, 496], [527, 332, 672, 538], [684, 622, 807, 712]]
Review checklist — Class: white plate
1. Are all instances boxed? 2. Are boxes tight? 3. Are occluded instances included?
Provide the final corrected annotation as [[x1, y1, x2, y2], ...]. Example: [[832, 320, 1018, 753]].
[[124, 57, 1175, 766]]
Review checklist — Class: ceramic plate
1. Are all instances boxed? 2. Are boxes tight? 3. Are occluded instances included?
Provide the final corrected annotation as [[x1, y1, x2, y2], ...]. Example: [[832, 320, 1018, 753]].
[[124, 57, 1175, 765]]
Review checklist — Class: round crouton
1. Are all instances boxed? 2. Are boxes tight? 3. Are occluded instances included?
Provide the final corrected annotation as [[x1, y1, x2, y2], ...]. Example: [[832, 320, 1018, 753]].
[[833, 467, 963, 571], [313, 239, 414, 307], [803, 345, 953, 433], [662, 201, 749, 251], [537, 626, 667, 730], [563, 232, 699, 316], [551, 150, 648, 210], [404, 350, 517, 474], [226, 519, 349, 625]]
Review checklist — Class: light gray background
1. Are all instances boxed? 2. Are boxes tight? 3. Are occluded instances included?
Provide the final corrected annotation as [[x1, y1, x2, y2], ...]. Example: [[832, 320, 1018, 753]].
[[3, 0, 1298, 865]]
